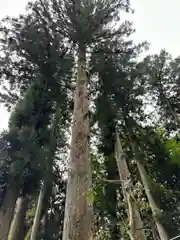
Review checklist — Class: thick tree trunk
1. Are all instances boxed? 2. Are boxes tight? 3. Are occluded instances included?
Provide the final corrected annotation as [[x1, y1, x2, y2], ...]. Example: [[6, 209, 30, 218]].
[[0, 182, 19, 240], [136, 160, 169, 240], [62, 45, 92, 240], [8, 196, 28, 240], [115, 134, 146, 240]]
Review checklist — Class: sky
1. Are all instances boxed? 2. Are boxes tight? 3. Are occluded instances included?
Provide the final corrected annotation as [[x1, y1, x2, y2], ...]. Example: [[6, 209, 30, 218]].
[[0, 0, 180, 130]]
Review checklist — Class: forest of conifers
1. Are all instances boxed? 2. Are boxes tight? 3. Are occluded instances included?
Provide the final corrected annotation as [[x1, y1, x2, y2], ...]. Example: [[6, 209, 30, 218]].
[[0, 0, 179, 239]]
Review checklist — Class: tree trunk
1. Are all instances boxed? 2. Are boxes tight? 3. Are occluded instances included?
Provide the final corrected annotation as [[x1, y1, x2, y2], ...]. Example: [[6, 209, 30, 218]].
[[24, 226, 32, 240], [136, 160, 169, 240], [8, 196, 28, 240], [0, 182, 19, 240], [62, 44, 92, 240], [30, 182, 46, 240], [103, 132, 119, 239], [115, 133, 146, 240], [105, 154, 119, 240], [30, 107, 58, 240]]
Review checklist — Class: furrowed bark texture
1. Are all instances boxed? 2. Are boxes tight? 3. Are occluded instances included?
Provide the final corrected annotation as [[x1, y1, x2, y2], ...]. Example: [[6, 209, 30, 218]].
[[8, 197, 28, 240], [63, 45, 92, 240], [136, 160, 169, 240], [115, 134, 146, 240], [0, 182, 19, 240]]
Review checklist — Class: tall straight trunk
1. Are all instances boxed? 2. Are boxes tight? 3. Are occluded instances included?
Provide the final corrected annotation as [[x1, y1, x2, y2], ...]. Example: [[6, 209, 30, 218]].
[[30, 166, 52, 240], [30, 106, 58, 240], [105, 154, 118, 240], [8, 196, 28, 240], [115, 133, 146, 240], [136, 160, 169, 240], [63, 44, 92, 240], [30, 180, 48, 240], [0, 181, 19, 240]]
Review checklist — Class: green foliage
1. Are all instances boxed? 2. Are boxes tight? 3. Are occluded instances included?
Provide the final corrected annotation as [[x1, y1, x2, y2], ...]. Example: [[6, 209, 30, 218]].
[[0, 0, 74, 199], [1, 0, 180, 239], [140, 49, 180, 132], [39, 0, 131, 46], [165, 137, 180, 164]]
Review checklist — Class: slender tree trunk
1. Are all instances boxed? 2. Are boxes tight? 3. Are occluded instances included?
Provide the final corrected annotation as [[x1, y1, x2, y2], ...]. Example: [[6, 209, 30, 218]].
[[24, 226, 32, 240], [8, 196, 28, 240], [115, 133, 146, 240], [105, 154, 119, 240], [63, 44, 92, 240], [0, 182, 19, 240], [30, 106, 58, 240], [30, 182, 46, 240], [136, 160, 169, 240]]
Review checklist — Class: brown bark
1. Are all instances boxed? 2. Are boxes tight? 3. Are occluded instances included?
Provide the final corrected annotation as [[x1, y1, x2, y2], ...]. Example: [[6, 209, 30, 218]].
[[115, 133, 146, 240], [0, 182, 19, 240], [136, 160, 169, 240], [62, 45, 92, 240], [8, 196, 28, 240]]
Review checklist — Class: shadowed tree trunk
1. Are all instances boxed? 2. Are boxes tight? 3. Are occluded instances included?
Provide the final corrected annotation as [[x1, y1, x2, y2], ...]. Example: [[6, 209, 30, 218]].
[[8, 196, 28, 240], [105, 153, 119, 240], [101, 123, 119, 240], [115, 133, 146, 240], [62, 44, 92, 240], [0, 181, 19, 240]]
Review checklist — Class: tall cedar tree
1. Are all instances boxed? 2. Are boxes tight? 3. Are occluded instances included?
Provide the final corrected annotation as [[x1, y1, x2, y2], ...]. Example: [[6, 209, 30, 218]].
[[36, 0, 132, 239], [91, 29, 147, 237]]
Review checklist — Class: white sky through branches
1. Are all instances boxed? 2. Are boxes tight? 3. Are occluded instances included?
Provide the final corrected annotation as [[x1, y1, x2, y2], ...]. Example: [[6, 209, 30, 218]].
[[0, 0, 180, 130]]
